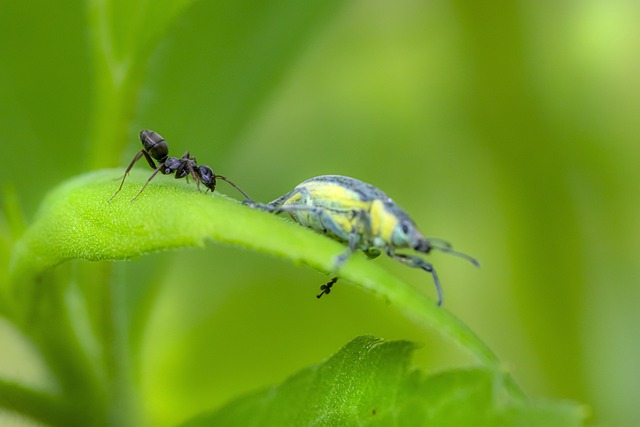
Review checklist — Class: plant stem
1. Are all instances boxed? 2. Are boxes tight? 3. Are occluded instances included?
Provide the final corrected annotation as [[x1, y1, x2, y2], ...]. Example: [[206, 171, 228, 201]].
[[0, 380, 73, 426], [102, 263, 143, 427]]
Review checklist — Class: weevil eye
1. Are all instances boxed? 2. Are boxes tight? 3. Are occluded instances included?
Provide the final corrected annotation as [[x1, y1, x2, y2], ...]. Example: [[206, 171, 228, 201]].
[[391, 220, 413, 247]]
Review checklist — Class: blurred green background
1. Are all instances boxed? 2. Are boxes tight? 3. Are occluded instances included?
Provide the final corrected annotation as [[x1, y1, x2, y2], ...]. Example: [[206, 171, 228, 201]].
[[1, 0, 639, 426]]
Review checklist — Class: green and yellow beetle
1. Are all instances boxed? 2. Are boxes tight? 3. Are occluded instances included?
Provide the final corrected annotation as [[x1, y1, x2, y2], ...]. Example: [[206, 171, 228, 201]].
[[247, 175, 478, 306]]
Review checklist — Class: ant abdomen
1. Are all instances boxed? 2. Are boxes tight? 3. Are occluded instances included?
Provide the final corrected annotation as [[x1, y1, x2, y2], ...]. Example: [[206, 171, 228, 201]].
[[140, 130, 169, 162]]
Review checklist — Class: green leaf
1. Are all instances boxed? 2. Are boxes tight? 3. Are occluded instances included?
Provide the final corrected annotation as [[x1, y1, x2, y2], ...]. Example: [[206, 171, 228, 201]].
[[181, 336, 587, 427], [10, 170, 496, 365]]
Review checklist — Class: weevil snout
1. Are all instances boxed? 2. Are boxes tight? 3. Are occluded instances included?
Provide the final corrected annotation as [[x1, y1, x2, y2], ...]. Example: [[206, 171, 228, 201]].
[[413, 238, 432, 254]]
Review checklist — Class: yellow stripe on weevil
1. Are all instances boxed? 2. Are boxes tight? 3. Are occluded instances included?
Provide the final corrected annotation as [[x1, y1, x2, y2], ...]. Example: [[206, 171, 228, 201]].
[[282, 180, 369, 231], [304, 180, 373, 239], [324, 210, 354, 235], [282, 190, 303, 205], [302, 180, 370, 211], [370, 199, 401, 245]]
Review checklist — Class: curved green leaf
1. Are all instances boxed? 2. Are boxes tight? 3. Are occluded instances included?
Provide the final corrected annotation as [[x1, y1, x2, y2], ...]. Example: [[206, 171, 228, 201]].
[[10, 170, 498, 365], [181, 336, 586, 427]]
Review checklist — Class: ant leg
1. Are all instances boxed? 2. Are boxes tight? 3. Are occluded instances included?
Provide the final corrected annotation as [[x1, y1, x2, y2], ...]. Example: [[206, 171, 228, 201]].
[[130, 163, 165, 201], [174, 151, 197, 186], [109, 150, 157, 202], [187, 163, 202, 191], [317, 277, 338, 298], [386, 249, 444, 306], [140, 150, 158, 169], [183, 152, 203, 191]]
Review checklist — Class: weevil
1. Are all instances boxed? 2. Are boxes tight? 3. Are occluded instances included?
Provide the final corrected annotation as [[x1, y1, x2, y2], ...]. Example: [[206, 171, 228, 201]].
[[109, 130, 252, 202], [247, 175, 478, 306]]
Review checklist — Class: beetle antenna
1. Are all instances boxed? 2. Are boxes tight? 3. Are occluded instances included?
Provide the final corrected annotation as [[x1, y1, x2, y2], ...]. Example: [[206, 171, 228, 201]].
[[425, 237, 452, 249], [215, 175, 254, 202], [432, 244, 480, 268]]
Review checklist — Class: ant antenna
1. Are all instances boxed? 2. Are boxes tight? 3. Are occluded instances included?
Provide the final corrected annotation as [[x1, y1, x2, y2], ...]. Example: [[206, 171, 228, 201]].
[[216, 175, 254, 202]]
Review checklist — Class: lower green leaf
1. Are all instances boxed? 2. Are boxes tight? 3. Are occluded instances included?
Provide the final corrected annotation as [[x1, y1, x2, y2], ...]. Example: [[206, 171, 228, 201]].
[[181, 336, 587, 427]]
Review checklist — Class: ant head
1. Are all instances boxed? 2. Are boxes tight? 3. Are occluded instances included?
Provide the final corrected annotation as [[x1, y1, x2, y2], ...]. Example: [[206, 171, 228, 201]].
[[198, 165, 216, 192], [140, 130, 169, 162]]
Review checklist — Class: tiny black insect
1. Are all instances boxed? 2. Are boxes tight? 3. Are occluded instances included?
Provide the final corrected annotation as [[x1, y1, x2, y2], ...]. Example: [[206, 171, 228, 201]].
[[109, 130, 252, 202], [317, 277, 338, 299]]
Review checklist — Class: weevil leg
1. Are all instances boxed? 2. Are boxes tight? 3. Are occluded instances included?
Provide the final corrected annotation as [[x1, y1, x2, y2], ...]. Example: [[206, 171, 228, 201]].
[[262, 201, 351, 298], [315, 215, 367, 298], [364, 247, 381, 259], [334, 231, 359, 268], [251, 187, 320, 213], [275, 201, 363, 296], [269, 201, 363, 267], [246, 188, 332, 215], [266, 191, 293, 208], [252, 200, 327, 217], [267, 188, 311, 213], [244, 201, 281, 211], [386, 249, 444, 306], [243, 191, 293, 211]]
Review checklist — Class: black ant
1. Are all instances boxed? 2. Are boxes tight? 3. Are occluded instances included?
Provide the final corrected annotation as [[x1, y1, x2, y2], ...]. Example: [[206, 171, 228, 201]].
[[109, 130, 252, 202]]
